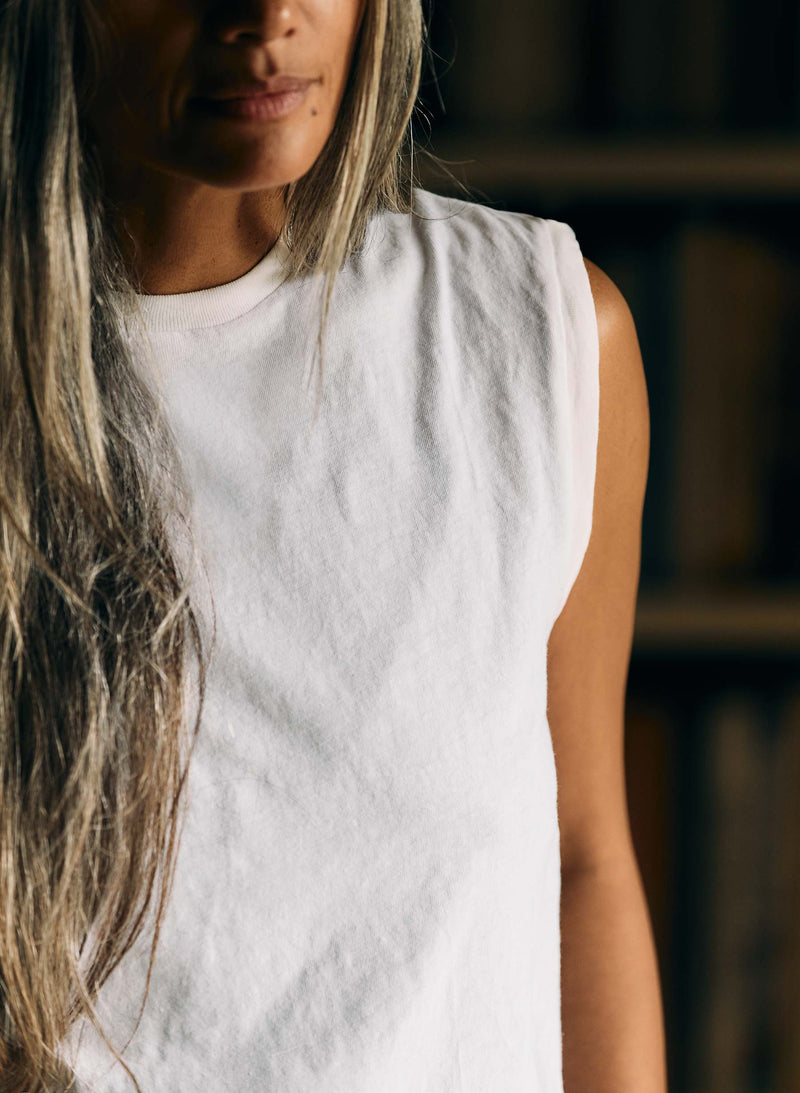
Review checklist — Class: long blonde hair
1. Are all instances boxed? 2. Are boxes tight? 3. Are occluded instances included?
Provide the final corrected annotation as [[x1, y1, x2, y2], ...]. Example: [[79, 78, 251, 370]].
[[0, 0, 468, 1088]]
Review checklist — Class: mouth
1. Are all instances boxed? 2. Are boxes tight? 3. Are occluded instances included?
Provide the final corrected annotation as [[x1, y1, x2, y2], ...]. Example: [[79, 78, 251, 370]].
[[189, 84, 313, 122], [196, 76, 317, 100]]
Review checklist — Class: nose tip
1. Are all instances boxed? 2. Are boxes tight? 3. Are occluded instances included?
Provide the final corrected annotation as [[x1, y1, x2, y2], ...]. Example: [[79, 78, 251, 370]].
[[217, 3, 297, 47]]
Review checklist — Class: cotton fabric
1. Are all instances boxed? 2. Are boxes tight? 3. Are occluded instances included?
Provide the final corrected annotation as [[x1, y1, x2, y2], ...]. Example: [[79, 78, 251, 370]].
[[64, 187, 600, 1092]]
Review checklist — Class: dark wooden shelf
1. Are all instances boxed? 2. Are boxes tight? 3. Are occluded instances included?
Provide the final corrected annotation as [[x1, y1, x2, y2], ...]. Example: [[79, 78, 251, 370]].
[[633, 587, 800, 652], [415, 132, 800, 198]]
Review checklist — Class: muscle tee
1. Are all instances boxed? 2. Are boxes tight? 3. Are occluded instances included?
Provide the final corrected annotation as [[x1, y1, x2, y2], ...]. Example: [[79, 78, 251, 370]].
[[63, 187, 600, 1092]]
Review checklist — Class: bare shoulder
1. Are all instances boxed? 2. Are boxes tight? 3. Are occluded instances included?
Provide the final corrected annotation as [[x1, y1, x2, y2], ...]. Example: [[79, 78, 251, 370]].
[[547, 256, 650, 877], [583, 256, 636, 339], [581, 256, 649, 499]]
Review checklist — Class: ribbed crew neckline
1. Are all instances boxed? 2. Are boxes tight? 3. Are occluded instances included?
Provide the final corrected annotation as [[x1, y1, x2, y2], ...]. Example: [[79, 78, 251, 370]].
[[134, 234, 292, 333]]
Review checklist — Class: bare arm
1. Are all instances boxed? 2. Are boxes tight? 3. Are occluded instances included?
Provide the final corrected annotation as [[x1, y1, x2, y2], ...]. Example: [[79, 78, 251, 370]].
[[547, 258, 667, 1092]]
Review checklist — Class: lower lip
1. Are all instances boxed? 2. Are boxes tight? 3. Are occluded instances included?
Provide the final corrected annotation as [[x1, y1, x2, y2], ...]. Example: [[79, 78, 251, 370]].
[[192, 86, 311, 121]]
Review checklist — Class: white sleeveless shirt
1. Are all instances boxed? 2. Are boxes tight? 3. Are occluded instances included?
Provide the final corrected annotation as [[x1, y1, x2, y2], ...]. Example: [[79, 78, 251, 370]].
[[64, 187, 599, 1092]]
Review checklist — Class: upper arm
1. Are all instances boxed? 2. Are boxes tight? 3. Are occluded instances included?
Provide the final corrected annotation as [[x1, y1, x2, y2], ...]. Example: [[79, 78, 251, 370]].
[[547, 257, 650, 878]]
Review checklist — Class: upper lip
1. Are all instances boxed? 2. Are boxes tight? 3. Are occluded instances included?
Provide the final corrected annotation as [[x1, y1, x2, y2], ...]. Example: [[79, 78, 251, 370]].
[[196, 76, 315, 100]]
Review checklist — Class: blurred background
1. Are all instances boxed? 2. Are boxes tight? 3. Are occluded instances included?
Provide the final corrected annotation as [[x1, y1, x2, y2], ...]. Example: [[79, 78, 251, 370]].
[[412, 1, 800, 1090]]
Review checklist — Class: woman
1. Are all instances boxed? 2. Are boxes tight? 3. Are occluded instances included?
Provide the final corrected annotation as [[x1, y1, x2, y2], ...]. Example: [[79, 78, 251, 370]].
[[0, 0, 666, 1089]]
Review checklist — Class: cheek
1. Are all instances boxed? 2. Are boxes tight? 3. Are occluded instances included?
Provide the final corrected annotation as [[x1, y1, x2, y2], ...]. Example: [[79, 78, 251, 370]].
[[321, 6, 365, 97], [321, 0, 367, 62], [110, 43, 188, 144], [93, 6, 193, 127]]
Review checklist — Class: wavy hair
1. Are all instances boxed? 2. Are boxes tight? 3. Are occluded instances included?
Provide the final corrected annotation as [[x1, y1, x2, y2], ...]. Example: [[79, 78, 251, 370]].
[[0, 0, 468, 1088]]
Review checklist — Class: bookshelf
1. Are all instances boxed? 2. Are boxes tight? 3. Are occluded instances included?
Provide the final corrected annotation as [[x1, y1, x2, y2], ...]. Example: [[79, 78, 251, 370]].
[[417, 0, 800, 1089], [415, 133, 800, 197], [634, 590, 800, 653]]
